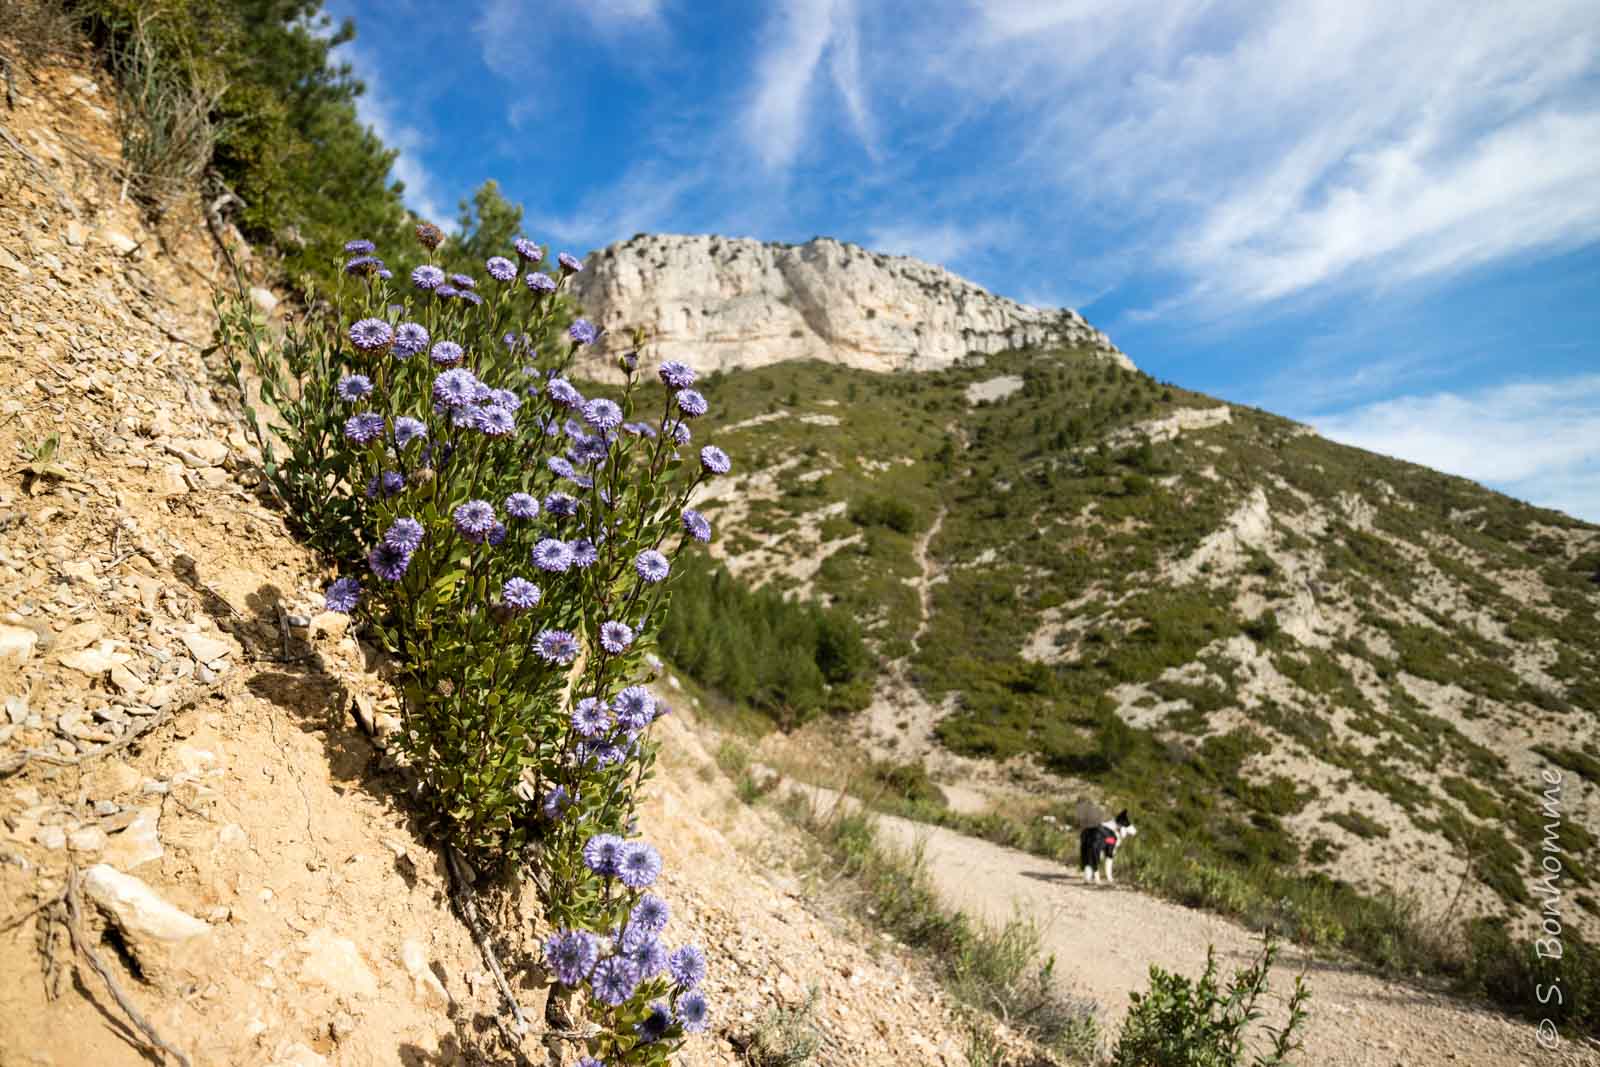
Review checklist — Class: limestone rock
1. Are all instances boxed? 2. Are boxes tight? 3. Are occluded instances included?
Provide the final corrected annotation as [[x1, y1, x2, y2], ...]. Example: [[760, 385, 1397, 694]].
[[569, 234, 1133, 380], [181, 631, 234, 662], [0, 624, 38, 664], [298, 928, 379, 1001], [101, 805, 163, 869], [81, 864, 209, 976], [400, 939, 451, 1008]]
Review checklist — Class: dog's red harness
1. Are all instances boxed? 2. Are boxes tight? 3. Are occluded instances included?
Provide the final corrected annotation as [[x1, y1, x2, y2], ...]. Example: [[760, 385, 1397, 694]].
[[1104, 835, 1117, 846]]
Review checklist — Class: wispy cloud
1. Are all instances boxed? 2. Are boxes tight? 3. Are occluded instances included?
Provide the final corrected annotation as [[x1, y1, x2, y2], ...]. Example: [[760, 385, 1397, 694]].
[[1309, 375, 1600, 522], [861, 218, 1016, 272], [742, 0, 870, 171], [339, 41, 448, 224]]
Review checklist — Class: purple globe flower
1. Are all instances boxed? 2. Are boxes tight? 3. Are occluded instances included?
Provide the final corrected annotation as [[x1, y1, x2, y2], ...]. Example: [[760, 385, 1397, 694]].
[[324, 577, 361, 614], [385, 518, 425, 552], [377, 268, 392, 280], [430, 341, 464, 366], [635, 1001, 673, 1044], [682, 508, 712, 542], [544, 492, 579, 518], [571, 698, 611, 738], [411, 264, 445, 290], [579, 1059, 603, 1067], [343, 255, 383, 276], [658, 360, 696, 388], [668, 944, 706, 989], [453, 500, 496, 539], [614, 685, 656, 731], [570, 435, 610, 465], [591, 742, 625, 768], [635, 550, 670, 584], [368, 541, 412, 581], [489, 388, 522, 411], [512, 237, 542, 263], [630, 894, 670, 936], [541, 785, 571, 820], [675, 389, 708, 418], [343, 238, 376, 255], [544, 458, 576, 483], [532, 538, 574, 572], [589, 957, 638, 1007], [544, 929, 599, 987], [583, 833, 624, 877], [486, 256, 516, 282], [535, 629, 580, 664], [568, 319, 598, 346], [486, 522, 507, 547], [393, 322, 429, 359], [678, 991, 709, 1033], [337, 374, 373, 402], [347, 318, 394, 352], [570, 539, 599, 568], [460, 290, 484, 306], [477, 405, 516, 436], [600, 620, 634, 654], [393, 417, 427, 447], [452, 406, 484, 432], [449, 273, 477, 290], [583, 398, 623, 432], [546, 378, 583, 409], [700, 445, 731, 475], [435, 285, 460, 300], [344, 412, 385, 445], [617, 841, 662, 889], [558, 251, 583, 273], [524, 271, 556, 293], [432, 368, 482, 408], [503, 577, 541, 610], [506, 492, 539, 519]]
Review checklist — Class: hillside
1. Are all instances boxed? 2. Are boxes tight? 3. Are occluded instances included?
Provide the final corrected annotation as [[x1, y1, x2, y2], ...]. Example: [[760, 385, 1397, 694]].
[[676, 345, 1600, 948]]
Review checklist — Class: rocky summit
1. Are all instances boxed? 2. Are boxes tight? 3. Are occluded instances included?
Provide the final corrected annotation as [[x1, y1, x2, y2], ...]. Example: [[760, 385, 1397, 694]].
[[570, 233, 1132, 378]]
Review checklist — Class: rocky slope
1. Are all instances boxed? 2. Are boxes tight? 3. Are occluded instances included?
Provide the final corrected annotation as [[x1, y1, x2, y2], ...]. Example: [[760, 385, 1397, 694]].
[[683, 353, 1600, 947], [0, 46, 1053, 1067], [570, 233, 1131, 379]]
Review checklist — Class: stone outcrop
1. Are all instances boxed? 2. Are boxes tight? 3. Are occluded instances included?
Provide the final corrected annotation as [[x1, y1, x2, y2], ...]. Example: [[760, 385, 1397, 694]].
[[569, 233, 1134, 378]]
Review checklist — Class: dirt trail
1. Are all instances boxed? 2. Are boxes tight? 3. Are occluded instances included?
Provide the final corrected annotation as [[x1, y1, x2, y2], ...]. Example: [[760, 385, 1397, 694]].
[[792, 784, 1597, 1067]]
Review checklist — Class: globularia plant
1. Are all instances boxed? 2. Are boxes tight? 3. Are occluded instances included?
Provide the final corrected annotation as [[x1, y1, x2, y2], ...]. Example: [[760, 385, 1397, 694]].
[[223, 223, 726, 1060]]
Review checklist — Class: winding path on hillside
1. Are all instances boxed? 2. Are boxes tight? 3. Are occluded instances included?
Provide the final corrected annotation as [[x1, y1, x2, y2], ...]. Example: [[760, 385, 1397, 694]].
[[793, 785, 1596, 1067]]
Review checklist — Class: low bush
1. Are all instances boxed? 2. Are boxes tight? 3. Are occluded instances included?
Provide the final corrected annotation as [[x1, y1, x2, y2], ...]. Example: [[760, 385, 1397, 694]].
[[225, 228, 724, 1061], [1112, 936, 1309, 1067]]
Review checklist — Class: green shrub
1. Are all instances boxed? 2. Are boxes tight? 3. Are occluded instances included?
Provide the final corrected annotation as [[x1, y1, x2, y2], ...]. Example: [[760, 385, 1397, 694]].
[[1112, 936, 1309, 1067], [848, 493, 922, 534]]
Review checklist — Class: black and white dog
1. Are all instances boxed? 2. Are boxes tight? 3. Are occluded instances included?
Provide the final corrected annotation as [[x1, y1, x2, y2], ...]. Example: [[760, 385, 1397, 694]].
[[1080, 810, 1137, 884]]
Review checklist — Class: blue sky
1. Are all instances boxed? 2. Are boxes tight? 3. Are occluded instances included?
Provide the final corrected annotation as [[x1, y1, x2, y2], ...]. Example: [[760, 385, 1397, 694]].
[[327, 0, 1600, 522]]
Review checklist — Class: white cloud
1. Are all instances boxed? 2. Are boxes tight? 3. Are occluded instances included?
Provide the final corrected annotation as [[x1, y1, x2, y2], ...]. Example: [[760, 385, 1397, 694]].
[[1309, 375, 1600, 522], [742, 0, 870, 170], [475, 0, 665, 80], [861, 219, 1015, 271], [773, 0, 1600, 313], [340, 43, 448, 224]]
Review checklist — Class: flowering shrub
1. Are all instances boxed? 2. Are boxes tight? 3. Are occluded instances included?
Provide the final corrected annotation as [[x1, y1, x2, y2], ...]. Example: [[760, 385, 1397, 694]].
[[223, 225, 728, 1059]]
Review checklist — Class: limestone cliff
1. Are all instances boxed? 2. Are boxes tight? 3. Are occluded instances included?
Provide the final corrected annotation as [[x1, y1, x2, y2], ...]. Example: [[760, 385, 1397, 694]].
[[569, 233, 1133, 377]]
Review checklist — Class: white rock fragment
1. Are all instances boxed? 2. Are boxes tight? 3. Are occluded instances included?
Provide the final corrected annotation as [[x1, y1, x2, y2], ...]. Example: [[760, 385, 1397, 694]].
[[0, 624, 39, 664], [101, 230, 139, 255], [181, 631, 234, 662], [401, 939, 451, 1007], [250, 287, 280, 314], [101, 805, 164, 869], [68, 826, 108, 853], [297, 928, 379, 1000], [81, 864, 208, 950]]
